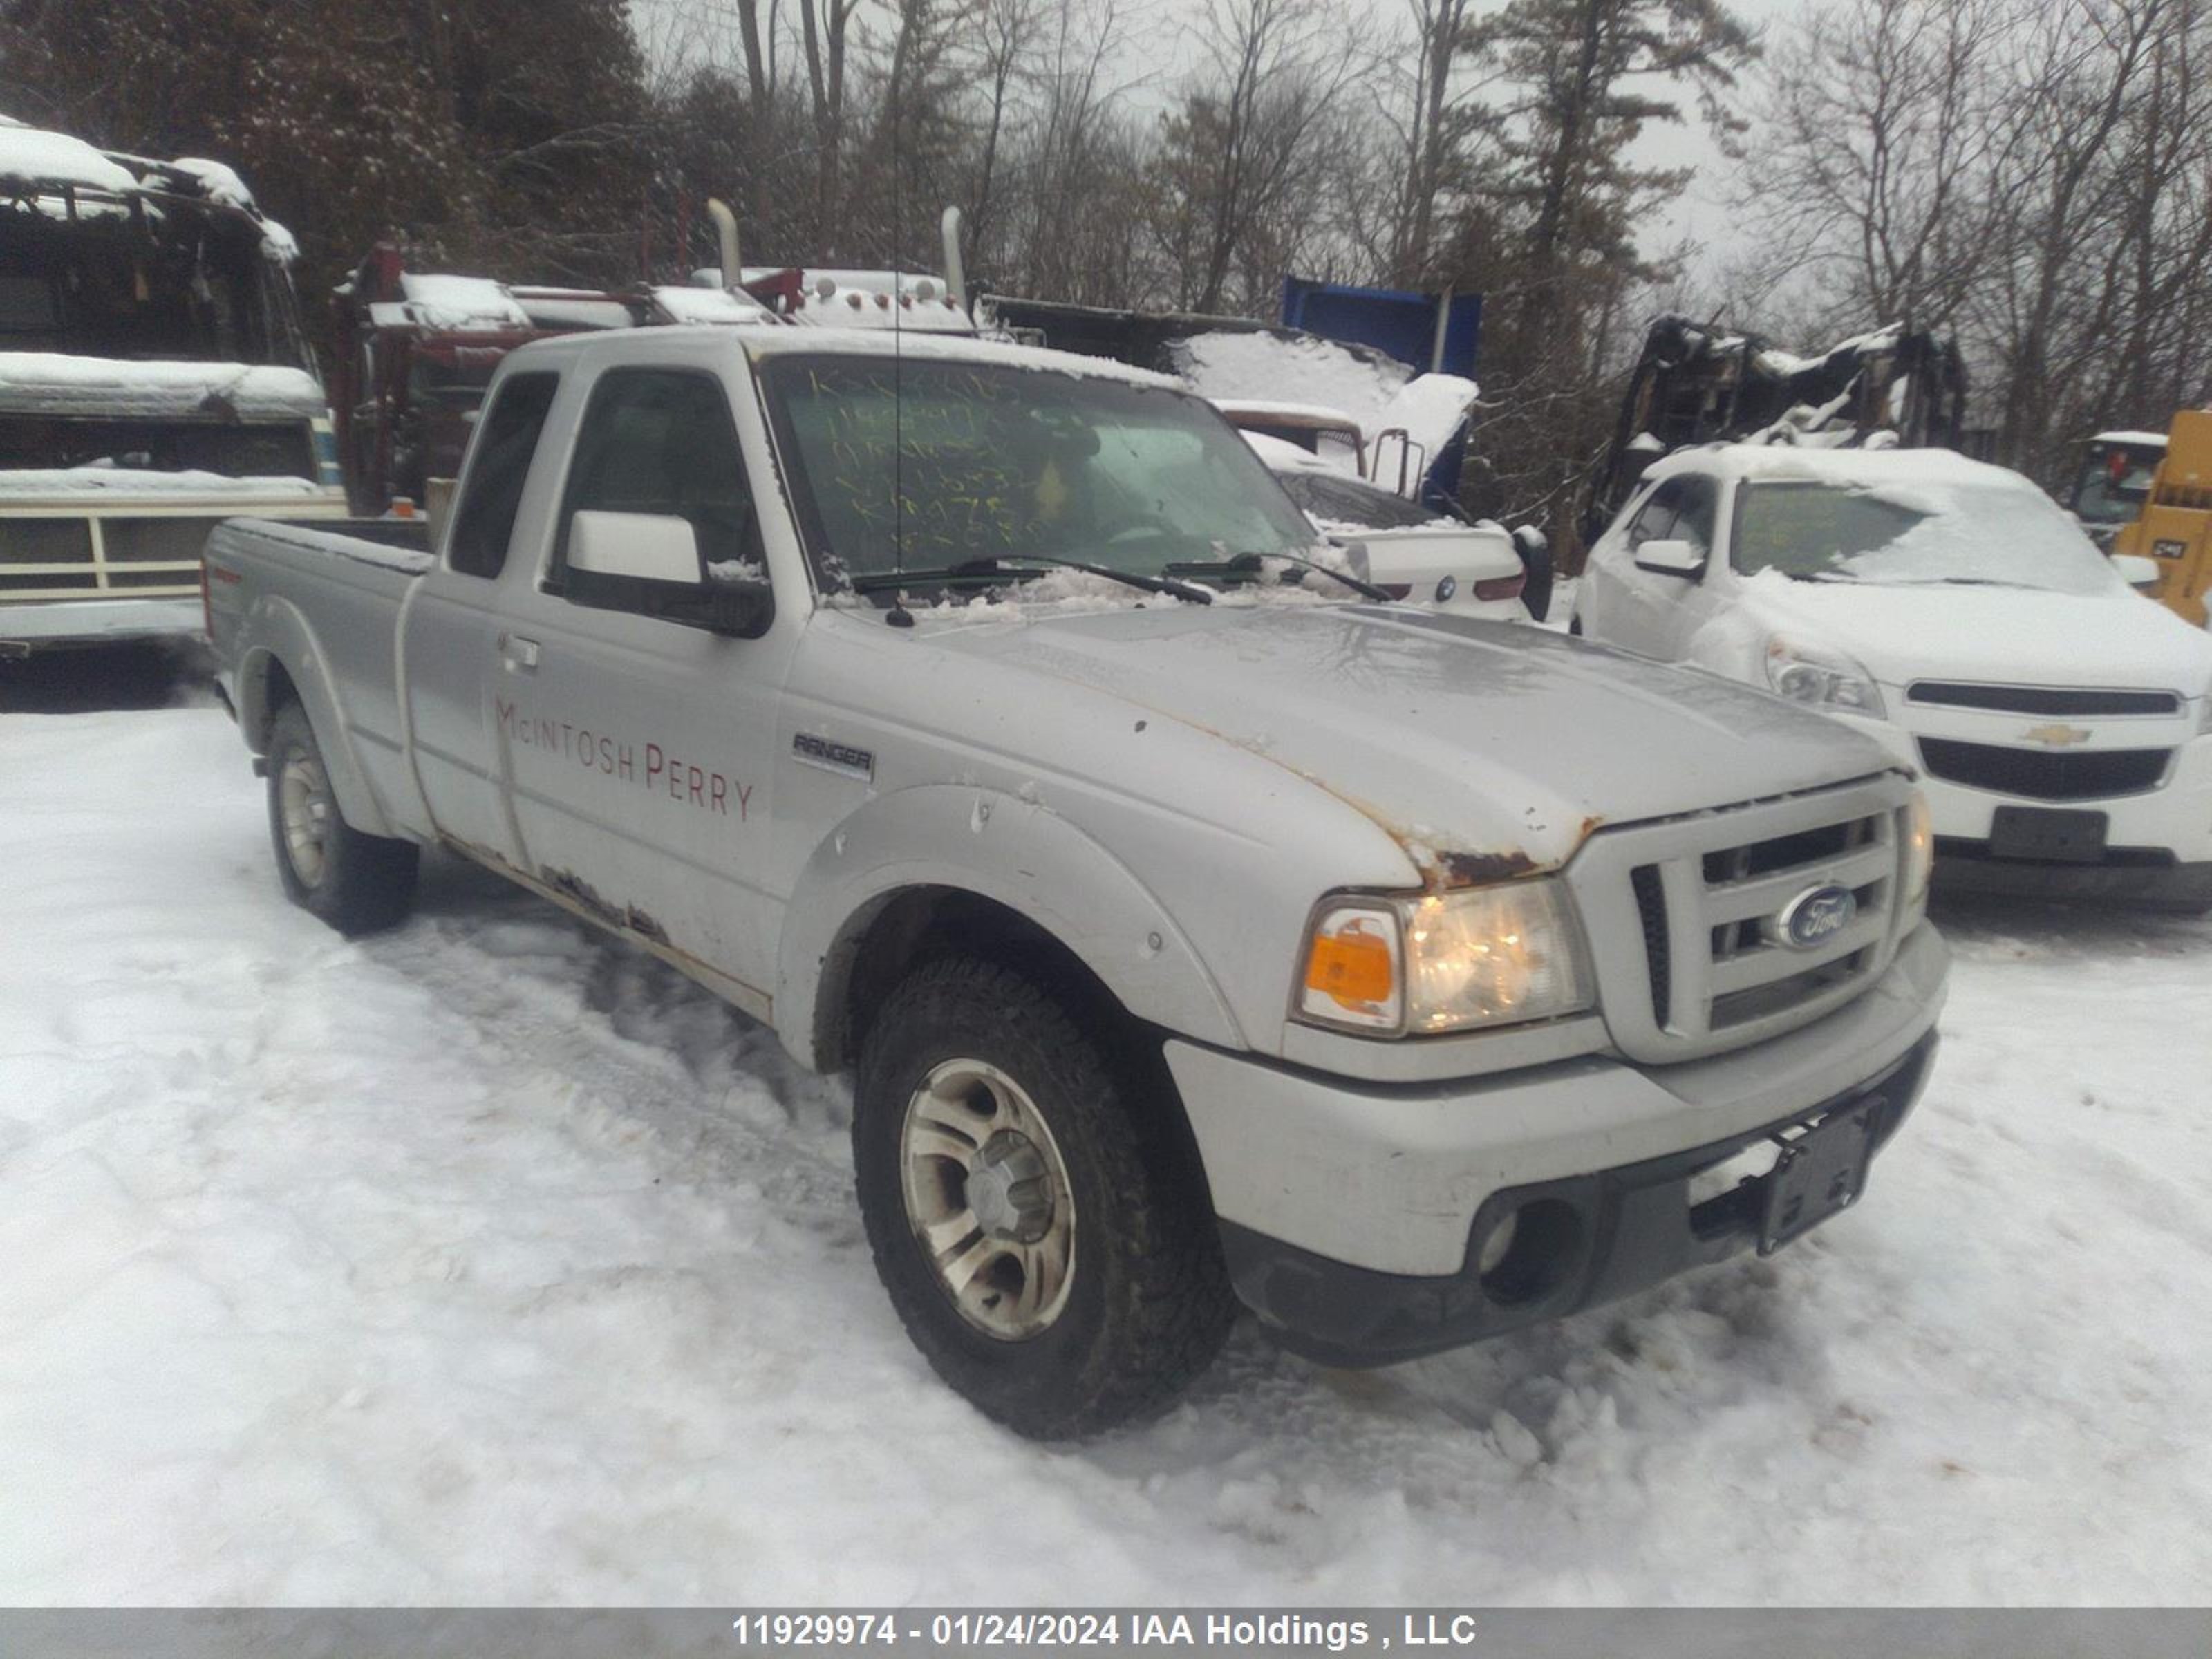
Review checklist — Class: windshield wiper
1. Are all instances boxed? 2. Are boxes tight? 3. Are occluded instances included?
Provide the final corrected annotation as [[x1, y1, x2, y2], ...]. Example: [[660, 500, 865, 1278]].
[[1164, 548, 1395, 603], [847, 554, 1212, 606]]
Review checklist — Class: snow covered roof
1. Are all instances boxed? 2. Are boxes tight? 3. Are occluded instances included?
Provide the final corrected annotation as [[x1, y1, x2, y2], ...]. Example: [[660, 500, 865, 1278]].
[[0, 467, 330, 497], [734, 326, 1181, 387], [0, 354, 326, 420], [649, 285, 771, 326], [1174, 330, 1477, 476], [1648, 441, 2029, 491], [395, 274, 535, 332], [0, 126, 140, 195], [169, 157, 253, 209]]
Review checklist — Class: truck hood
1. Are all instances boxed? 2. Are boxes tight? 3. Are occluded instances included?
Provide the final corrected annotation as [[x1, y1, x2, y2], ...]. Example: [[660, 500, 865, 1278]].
[[917, 602, 1897, 874], [1740, 575, 2212, 695]]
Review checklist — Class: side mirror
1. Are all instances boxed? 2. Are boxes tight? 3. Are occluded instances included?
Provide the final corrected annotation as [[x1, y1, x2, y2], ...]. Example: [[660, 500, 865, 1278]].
[[2111, 552, 2162, 594], [566, 509, 772, 637], [1634, 536, 1705, 579], [570, 509, 704, 583]]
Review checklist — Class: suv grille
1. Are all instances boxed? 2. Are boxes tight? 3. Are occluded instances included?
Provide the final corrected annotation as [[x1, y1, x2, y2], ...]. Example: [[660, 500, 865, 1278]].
[[1907, 682, 2181, 717], [1918, 738, 2171, 800], [1565, 778, 1910, 1064]]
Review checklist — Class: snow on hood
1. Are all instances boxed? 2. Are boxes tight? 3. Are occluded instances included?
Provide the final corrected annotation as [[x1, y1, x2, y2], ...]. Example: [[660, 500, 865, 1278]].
[[1739, 569, 2212, 696], [912, 602, 1897, 872], [0, 355, 324, 420], [0, 126, 138, 194]]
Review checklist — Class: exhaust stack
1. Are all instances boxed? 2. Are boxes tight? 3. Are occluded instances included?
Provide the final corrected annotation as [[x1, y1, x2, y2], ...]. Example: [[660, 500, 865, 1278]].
[[939, 205, 966, 312], [706, 198, 741, 289]]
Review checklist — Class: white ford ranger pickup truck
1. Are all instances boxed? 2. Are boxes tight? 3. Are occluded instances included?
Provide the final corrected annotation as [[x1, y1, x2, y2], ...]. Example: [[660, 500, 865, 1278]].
[[205, 326, 1949, 1438]]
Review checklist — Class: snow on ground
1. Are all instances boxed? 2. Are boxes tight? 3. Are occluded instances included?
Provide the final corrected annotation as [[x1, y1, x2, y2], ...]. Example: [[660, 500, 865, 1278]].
[[3, 703, 2211, 1604]]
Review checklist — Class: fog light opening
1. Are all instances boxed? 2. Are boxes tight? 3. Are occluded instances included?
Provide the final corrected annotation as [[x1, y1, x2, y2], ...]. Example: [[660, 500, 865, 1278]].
[[1477, 1197, 1582, 1306]]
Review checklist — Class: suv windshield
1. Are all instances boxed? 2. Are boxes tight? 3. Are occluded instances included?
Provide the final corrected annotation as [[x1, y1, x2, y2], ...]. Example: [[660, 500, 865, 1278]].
[[1731, 476, 2121, 594], [759, 355, 1318, 597]]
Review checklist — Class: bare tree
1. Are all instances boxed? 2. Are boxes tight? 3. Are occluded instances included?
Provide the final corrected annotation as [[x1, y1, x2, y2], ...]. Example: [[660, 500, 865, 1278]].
[[1741, 0, 2009, 333]]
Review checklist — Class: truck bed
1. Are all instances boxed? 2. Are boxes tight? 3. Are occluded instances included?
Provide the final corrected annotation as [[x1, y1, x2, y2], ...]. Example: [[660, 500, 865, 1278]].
[[203, 516, 437, 841]]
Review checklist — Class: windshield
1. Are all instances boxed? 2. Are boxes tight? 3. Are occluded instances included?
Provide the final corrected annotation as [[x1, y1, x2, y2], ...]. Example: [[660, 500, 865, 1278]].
[[2071, 444, 2160, 526], [759, 355, 1318, 597], [1730, 476, 2122, 594]]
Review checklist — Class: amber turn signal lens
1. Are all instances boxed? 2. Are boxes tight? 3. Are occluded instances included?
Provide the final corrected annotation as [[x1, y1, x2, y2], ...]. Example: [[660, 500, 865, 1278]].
[[1306, 924, 1396, 1007]]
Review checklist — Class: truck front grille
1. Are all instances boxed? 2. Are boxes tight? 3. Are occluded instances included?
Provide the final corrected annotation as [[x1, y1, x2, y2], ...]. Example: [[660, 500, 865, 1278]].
[[1917, 737, 2171, 800], [0, 513, 212, 601], [1566, 777, 1911, 1064]]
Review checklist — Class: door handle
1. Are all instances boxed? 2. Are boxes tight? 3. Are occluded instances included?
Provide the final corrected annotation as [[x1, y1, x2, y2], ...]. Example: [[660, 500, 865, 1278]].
[[498, 633, 541, 673]]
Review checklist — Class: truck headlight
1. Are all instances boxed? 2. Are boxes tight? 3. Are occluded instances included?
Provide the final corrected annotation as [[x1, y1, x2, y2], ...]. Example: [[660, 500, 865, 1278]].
[[1765, 636, 1885, 718], [1297, 881, 1594, 1036], [1903, 789, 1934, 909]]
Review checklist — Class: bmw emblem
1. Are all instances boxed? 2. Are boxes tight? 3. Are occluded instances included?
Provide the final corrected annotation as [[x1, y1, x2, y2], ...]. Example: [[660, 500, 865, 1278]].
[[1434, 574, 1458, 603], [1777, 884, 1856, 950]]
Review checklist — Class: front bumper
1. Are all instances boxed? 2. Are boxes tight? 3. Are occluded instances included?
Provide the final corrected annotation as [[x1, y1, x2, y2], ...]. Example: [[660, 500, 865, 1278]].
[[0, 597, 203, 653], [1217, 1036, 1934, 1365], [1837, 710, 2212, 875], [1165, 923, 1947, 1362]]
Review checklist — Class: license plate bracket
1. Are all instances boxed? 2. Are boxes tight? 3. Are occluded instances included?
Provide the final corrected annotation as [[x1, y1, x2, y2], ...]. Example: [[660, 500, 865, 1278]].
[[1989, 804, 2108, 864], [1759, 1105, 1877, 1255]]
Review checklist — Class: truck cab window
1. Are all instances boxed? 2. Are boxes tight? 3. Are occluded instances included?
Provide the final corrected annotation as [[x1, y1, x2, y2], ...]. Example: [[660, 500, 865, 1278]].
[[447, 372, 559, 579], [553, 368, 757, 593]]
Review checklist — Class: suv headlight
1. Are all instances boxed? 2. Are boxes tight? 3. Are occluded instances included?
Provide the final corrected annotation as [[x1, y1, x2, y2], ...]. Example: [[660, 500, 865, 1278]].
[[1765, 635, 1886, 717], [1297, 881, 1595, 1036]]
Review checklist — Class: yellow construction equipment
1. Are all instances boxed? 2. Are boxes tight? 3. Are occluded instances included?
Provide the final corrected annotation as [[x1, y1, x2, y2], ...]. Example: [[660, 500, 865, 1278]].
[[2113, 409, 2212, 624]]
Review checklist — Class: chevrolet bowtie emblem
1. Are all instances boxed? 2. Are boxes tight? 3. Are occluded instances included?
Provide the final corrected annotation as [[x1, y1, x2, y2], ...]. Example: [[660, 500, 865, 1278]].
[[2023, 724, 2092, 747]]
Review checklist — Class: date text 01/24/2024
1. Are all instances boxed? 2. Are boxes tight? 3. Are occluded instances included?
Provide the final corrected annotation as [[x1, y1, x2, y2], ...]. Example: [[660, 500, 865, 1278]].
[[727, 1612, 1484, 1649]]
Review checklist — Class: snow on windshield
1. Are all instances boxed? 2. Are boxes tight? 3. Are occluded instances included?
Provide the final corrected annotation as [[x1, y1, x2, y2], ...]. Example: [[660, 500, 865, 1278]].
[[1731, 477, 2119, 594]]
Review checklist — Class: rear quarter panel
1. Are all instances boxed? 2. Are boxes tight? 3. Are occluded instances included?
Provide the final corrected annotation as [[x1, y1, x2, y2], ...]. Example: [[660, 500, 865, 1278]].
[[205, 518, 434, 841]]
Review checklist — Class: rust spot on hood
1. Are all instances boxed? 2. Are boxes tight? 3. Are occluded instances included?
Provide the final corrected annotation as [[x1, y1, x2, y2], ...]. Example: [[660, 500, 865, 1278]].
[[1434, 849, 1540, 885]]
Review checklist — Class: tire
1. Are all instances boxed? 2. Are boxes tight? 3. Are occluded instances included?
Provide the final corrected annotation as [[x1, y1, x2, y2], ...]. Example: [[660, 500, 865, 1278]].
[[853, 955, 1235, 1439], [1567, 613, 1584, 637], [266, 700, 419, 936]]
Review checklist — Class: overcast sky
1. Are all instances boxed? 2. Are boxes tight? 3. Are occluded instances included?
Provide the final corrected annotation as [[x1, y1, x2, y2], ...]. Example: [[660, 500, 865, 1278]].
[[632, 0, 1812, 281]]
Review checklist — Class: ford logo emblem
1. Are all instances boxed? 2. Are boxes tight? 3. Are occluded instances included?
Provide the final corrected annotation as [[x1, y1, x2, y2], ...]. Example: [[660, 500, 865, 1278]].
[[1777, 883, 1856, 950]]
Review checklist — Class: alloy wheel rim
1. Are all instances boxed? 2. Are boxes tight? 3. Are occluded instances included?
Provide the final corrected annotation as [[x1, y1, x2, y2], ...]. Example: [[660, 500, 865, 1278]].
[[898, 1057, 1077, 1341], [279, 751, 333, 887]]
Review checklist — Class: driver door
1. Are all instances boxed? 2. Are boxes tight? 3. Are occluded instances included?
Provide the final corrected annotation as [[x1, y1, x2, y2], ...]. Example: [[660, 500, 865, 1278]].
[[1601, 474, 1721, 662], [491, 363, 791, 1000]]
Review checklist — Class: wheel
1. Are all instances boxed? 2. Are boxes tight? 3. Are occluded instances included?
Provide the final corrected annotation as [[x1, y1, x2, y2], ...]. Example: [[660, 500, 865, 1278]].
[[853, 955, 1235, 1438], [1568, 612, 1584, 637], [266, 701, 419, 936]]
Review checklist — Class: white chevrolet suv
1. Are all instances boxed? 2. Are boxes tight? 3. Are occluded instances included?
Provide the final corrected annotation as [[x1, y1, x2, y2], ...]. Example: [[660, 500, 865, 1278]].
[[1574, 444, 2212, 910]]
